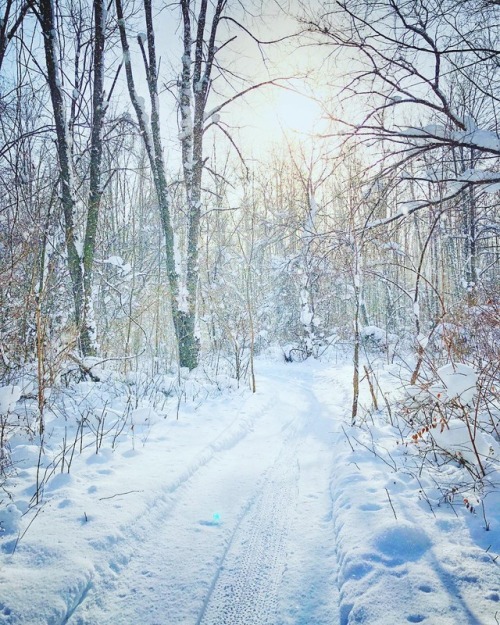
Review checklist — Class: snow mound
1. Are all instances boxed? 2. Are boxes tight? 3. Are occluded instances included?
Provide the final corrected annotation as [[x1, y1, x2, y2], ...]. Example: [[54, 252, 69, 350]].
[[10, 445, 40, 469], [130, 407, 161, 427], [0, 503, 22, 535], [431, 419, 495, 467], [436, 362, 478, 405], [373, 522, 431, 561], [0, 386, 21, 414], [360, 326, 397, 349]]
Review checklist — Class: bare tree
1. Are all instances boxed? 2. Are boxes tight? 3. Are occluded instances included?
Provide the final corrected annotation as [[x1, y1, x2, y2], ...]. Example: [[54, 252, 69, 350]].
[[37, 0, 85, 346], [82, 0, 107, 355], [35, 0, 109, 356], [116, 0, 287, 369], [305, 0, 500, 224], [0, 0, 31, 72]]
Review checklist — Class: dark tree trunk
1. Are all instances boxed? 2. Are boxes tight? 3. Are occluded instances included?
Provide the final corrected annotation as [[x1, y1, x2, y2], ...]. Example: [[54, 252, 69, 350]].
[[39, 0, 84, 335]]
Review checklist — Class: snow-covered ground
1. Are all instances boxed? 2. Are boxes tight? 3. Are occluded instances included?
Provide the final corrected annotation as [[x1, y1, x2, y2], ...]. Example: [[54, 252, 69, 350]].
[[1, 358, 499, 624]]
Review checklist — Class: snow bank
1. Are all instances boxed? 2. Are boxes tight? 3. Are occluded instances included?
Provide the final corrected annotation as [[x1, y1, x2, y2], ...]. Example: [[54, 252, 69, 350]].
[[316, 361, 499, 625]]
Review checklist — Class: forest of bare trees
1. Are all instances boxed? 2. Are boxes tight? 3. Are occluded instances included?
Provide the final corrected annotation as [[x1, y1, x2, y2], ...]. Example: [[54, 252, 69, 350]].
[[1, 0, 498, 493]]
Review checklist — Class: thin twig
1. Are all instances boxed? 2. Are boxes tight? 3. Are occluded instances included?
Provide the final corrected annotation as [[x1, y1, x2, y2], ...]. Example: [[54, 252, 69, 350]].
[[98, 490, 144, 501], [385, 488, 398, 520], [13, 505, 45, 553], [341, 424, 355, 452]]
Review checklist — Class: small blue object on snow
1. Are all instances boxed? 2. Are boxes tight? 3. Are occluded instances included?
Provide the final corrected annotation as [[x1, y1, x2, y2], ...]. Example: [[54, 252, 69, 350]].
[[199, 513, 222, 527]]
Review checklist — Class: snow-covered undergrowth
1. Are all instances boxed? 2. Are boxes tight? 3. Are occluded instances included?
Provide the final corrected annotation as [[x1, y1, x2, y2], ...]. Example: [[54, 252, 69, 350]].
[[0, 358, 240, 541], [405, 363, 496, 472]]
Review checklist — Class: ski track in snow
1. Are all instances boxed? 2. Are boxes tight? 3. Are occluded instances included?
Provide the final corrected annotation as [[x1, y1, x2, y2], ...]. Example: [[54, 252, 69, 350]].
[[64, 366, 341, 625]]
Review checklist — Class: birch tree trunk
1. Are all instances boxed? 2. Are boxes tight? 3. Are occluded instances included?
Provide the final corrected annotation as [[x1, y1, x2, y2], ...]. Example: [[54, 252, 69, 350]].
[[115, 0, 198, 369], [178, 0, 227, 369], [116, 0, 227, 369]]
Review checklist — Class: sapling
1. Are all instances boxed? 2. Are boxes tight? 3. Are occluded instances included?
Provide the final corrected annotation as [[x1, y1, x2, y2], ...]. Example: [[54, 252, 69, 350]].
[[65, 420, 84, 473]]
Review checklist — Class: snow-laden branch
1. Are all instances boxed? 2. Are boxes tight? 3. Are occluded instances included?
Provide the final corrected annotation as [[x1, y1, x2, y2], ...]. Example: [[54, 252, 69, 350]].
[[362, 178, 500, 230]]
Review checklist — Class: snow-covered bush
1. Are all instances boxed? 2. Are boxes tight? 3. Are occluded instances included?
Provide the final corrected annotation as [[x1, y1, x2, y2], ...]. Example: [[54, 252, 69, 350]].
[[402, 361, 499, 499], [360, 326, 398, 352]]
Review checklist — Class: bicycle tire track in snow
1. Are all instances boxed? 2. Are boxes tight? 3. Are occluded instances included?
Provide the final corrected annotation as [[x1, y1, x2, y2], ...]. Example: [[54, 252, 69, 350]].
[[1, 362, 341, 625], [54, 386, 281, 625], [194, 364, 342, 625], [196, 443, 299, 625]]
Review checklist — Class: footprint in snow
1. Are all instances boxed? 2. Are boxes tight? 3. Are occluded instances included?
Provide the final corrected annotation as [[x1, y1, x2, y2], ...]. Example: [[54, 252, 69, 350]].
[[373, 523, 431, 562]]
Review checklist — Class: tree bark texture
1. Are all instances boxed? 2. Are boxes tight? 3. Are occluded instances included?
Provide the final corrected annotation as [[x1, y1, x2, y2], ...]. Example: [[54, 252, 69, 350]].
[[39, 0, 84, 338]]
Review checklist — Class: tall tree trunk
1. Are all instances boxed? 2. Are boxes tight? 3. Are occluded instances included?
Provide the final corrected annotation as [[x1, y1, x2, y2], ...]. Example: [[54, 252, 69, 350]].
[[116, 0, 226, 369], [352, 281, 360, 426], [464, 186, 478, 307], [352, 250, 360, 426], [38, 0, 84, 337], [81, 0, 106, 356], [177, 0, 226, 369], [39, 0, 107, 357], [116, 0, 199, 368]]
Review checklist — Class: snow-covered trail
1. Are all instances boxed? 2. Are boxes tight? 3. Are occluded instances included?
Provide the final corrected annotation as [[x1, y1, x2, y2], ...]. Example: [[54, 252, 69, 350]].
[[66, 364, 341, 625], [2, 359, 498, 625]]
